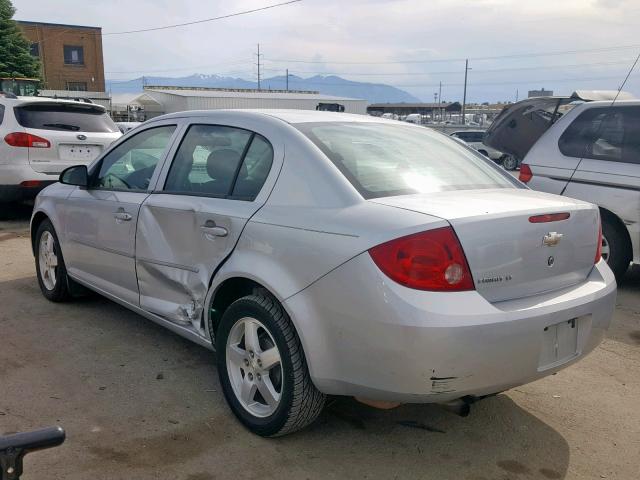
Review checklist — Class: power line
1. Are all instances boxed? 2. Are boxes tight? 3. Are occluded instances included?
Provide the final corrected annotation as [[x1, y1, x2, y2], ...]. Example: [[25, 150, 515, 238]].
[[265, 44, 640, 65], [102, 0, 302, 35], [260, 59, 636, 77], [105, 59, 253, 74]]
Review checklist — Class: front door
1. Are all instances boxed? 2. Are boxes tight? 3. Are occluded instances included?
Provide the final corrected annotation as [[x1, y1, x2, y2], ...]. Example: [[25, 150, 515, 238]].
[[135, 122, 277, 334], [63, 124, 179, 304]]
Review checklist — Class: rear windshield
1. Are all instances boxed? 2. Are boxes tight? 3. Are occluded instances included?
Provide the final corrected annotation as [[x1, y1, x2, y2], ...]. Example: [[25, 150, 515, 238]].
[[15, 103, 119, 133], [297, 122, 517, 199]]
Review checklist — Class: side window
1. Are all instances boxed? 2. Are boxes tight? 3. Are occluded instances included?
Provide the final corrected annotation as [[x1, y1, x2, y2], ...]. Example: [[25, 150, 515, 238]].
[[232, 135, 274, 199], [623, 107, 640, 164], [559, 108, 610, 159], [0, 104, 4, 125], [94, 125, 176, 191], [164, 124, 259, 198]]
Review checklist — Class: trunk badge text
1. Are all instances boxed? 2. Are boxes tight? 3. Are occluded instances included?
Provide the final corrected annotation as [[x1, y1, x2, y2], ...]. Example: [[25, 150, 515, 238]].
[[542, 232, 563, 247]]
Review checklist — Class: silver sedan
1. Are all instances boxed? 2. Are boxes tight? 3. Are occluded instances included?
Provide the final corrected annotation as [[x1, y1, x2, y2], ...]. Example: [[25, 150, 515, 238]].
[[31, 110, 616, 436]]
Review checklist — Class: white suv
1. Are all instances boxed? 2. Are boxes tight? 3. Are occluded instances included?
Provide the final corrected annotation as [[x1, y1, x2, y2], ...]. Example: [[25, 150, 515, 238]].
[[0, 94, 121, 203], [484, 92, 639, 280]]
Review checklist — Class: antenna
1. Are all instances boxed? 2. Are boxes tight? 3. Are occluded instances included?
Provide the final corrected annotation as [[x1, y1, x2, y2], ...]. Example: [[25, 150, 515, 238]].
[[560, 50, 639, 195], [611, 52, 640, 105]]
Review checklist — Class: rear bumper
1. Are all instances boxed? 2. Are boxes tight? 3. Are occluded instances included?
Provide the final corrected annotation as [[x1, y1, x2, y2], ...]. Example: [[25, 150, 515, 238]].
[[284, 254, 616, 403], [0, 164, 58, 202]]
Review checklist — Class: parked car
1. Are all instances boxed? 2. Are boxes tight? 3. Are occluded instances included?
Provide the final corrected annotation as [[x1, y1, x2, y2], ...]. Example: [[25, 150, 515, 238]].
[[484, 91, 638, 280], [0, 94, 121, 203], [405, 113, 423, 124], [115, 121, 142, 134], [31, 110, 615, 437], [449, 130, 514, 166]]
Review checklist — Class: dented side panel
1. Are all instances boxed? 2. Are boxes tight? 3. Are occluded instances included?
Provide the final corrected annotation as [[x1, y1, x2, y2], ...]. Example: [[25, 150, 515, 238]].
[[135, 194, 259, 332]]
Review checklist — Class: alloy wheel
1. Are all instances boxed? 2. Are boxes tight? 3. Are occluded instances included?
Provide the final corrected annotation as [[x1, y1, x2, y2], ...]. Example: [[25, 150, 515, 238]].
[[601, 234, 610, 263], [39, 231, 58, 291], [226, 317, 283, 418]]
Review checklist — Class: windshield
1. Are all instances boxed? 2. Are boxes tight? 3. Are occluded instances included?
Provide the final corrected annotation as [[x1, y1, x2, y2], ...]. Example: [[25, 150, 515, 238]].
[[15, 103, 119, 133], [297, 122, 517, 199]]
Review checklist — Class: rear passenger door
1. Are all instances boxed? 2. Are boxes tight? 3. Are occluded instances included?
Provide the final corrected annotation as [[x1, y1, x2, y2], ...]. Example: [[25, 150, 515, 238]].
[[135, 119, 281, 335]]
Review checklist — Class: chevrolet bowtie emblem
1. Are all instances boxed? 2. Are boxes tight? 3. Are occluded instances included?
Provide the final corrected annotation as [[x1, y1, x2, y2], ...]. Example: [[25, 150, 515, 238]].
[[542, 232, 563, 247]]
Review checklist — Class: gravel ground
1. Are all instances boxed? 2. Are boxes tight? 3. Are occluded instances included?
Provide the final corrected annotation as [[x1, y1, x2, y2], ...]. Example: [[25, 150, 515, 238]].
[[1, 206, 638, 480]]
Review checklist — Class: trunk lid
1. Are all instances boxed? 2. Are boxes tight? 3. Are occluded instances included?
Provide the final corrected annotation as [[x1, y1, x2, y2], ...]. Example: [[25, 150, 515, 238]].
[[372, 189, 599, 302], [483, 97, 578, 161]]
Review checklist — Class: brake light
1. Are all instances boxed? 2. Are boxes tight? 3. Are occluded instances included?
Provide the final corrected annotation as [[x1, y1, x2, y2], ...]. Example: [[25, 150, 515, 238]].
[[519, 163, 533, 183], [369, 226, 475, 291], [4, 132, 51, 148], [595, 219, 602, 264], [529, 212, 570, 223]]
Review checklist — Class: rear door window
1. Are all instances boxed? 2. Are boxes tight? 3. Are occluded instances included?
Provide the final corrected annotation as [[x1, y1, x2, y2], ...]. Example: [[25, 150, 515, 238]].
[[14, 103, 119, 133], [0, 104, 4, 125], [164, 125, 274, 200]]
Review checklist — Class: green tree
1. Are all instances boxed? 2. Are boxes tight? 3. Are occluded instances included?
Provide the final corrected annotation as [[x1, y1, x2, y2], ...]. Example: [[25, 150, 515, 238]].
[[0, 0, 41, 78]]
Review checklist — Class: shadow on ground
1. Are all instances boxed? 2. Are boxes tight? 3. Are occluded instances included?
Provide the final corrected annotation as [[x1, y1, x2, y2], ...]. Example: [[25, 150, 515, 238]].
[[1, 275, 571, 479]]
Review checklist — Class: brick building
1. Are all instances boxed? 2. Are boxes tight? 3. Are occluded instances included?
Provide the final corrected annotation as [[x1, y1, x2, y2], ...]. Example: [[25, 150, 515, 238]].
[[17, 21, 105, 92]]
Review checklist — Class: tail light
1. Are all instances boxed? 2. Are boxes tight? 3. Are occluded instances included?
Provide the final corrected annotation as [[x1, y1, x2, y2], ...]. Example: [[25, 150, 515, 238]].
[[519, 163, 533, 183], [4, 132, 51, 148], [369, 226, 475, 291], [595, 219, 602, 264]]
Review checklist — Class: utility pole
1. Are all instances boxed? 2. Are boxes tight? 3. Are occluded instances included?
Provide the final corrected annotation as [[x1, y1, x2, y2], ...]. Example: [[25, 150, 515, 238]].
[[438, 81, 442, 121], [461, 59, 469, 125], [256, 43, 262, 90], [286, 68, 289, 91]]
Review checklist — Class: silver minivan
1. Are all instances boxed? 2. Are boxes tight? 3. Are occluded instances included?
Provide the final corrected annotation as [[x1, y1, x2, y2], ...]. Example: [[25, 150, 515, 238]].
[[485, 92, 639, 280]]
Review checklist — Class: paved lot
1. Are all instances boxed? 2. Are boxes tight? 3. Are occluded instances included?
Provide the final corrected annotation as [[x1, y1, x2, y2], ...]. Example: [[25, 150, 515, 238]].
[[1, 205, 639, 480]]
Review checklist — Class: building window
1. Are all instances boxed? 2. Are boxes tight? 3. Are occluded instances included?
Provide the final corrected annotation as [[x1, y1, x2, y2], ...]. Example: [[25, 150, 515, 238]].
[[66, 82, 87, 92], [63, 45, 84, 65], [30, 43, 40, 57]]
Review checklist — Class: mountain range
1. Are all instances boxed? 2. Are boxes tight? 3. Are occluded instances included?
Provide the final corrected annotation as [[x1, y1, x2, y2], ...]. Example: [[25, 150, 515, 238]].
[[106, 74, 421, 104]]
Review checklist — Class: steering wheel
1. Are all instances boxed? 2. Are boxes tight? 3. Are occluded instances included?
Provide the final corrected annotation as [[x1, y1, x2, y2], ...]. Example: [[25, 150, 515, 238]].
[[101, 173, 131, 190]]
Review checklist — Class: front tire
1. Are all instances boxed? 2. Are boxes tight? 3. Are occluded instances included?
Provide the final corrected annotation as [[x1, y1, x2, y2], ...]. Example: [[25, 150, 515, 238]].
[[601, 213, 631, 282], [35, 219, 71, 302], [216, 293, 325, 437]]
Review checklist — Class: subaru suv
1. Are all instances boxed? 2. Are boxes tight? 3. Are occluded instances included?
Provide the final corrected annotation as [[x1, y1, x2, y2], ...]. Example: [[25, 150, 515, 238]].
[[0, 94, 121, 203]]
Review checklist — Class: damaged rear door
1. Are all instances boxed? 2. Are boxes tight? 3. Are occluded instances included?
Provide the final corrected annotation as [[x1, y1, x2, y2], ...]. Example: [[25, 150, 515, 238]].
[[135, 120, 280, 336]]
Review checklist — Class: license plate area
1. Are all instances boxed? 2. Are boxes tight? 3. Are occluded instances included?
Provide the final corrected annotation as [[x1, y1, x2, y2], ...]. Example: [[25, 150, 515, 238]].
[[538, 316, 586, 370], [58, 144, 102, 161]]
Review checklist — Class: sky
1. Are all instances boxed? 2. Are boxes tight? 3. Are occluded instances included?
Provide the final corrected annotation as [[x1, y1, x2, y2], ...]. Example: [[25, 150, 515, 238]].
[[13, 0, 640, 102]]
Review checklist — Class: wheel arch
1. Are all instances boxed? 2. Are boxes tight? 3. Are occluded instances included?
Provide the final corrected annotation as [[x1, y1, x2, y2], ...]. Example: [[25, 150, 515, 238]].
[[30, 210, 51, 255], [599, 206, 632, 253]]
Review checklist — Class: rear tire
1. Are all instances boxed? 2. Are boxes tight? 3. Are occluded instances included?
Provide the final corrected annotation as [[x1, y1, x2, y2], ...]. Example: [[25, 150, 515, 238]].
[[502, 155, 518, 170], [35, 219, 71, 302], [216, 293, 325, 437], [601, 213, 631, 282]]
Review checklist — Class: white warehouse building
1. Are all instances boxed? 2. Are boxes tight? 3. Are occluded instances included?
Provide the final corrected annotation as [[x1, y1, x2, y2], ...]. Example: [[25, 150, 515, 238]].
[[111, 86, 367, 120]]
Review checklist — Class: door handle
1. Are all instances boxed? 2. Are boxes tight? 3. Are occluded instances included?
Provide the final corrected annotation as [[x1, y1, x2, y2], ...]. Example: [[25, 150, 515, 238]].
[[201, 220, 228, 238], [113, 210, 132, 222]]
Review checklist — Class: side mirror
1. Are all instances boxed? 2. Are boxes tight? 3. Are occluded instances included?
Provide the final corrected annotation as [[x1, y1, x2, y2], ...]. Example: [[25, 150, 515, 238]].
[[59, 165, 89, 187]]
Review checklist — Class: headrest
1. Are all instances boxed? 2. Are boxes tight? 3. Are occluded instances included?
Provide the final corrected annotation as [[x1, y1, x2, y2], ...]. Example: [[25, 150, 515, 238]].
[[206, 148, 241, 185]]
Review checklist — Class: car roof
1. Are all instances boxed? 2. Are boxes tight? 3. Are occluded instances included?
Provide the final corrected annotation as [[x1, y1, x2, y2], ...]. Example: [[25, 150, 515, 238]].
[[575, 99, 640, 107], [151, 109, 402, 125], [0, 95, 106, 110]]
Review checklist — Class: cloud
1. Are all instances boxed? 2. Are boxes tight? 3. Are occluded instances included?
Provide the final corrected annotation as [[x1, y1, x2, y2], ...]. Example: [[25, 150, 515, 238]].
[[12, 0, 640, 101]]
